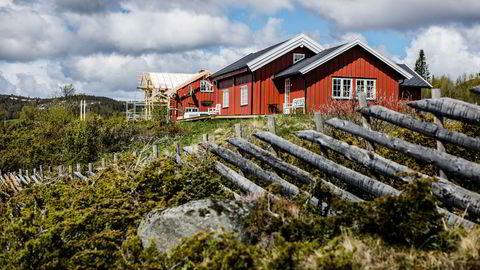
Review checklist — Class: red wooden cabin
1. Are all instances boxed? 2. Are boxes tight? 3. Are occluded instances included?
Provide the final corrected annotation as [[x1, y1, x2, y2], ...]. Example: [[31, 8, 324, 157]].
[[169, 34, 431, 120]]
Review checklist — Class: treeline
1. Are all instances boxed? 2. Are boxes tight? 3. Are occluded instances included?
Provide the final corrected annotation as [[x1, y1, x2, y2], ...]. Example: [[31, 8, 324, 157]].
[[0, 94, 126, 120], [423, 73, 480, 103]]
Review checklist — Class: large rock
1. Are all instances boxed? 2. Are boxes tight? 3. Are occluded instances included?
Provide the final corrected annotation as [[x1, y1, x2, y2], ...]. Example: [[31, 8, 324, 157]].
[[138, 199, 250, 253]]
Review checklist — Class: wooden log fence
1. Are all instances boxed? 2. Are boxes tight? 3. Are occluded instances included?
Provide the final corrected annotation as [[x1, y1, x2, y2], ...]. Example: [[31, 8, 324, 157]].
[[295, 130, 480, 216], [358, 105, 480, 152], [227, 137, 362, 202], [325, 118, 480, 184], [201, 141, 321, 207], [408, 97, 480, 124]]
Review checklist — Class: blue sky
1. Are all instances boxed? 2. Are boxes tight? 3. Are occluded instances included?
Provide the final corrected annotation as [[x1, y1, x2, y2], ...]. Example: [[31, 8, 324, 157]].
[[0, 0, 479, 99]]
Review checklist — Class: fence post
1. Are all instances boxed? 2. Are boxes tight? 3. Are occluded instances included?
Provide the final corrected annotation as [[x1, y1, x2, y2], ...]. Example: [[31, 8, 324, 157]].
[[76, 163, 81, 172], [58, 165, 63, 176], [152, 145, 158, 159], [267, 115, 276, 134], [68, 165, 73, 178], [175, 143, 181, 164], [40, 165, 44, 180], [357, 91, 375, 151], [267, 115, 278, 157], [33, 168, 36, 177], [235, 123, 243, 138], [114, 154, 118, 164], [88, 163, 93, 174], [314, 112, 324, 133], [101, 158, 106, 169], [203, 134, 209, 143], [432, 88, 448, 179]]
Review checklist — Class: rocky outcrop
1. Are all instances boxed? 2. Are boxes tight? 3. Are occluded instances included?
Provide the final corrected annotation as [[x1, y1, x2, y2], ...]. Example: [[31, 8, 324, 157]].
[[137, 199, 250, 253]]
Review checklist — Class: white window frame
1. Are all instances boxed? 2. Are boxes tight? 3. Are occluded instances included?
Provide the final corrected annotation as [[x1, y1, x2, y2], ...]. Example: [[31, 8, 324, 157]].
[[356, 79, 376, 100], [185, 107, 199, 113], [200, 80, 213, 93], [240, 85, 248, 106], [332, 78, 353, 99], [222, 89, 229, 108], [293, 53, 305, 64]]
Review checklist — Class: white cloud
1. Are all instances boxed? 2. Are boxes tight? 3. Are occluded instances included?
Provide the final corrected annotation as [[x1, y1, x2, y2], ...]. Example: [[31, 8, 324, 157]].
[[298, 0, 480, 30], [402, 24, 480, 79]]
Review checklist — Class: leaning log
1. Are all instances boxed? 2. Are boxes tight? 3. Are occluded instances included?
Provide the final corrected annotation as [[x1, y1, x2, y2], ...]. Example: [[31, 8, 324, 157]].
[[74, 172, 88, 180], [227, 137, 362, 202], [359, 106, 480, 151], [254, 132, 475, 229], [201, 142, 320, 207], [215, 161, 266, 196], [407, 97, 480, 124], [325, 118, 480, 184], [253, 132, 400, 197], [296, 130, 480, 216], [471, 86, 480, 95]]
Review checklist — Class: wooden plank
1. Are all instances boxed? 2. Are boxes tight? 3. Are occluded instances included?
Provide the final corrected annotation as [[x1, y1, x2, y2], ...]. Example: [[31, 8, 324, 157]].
[[314, 112, 324, 132], [201, 141, 320, 207], [228, 137, 362, 202], [296, 130, 480, 216], [359, 105, 480, 152], [253, 131, 400, 197], [407, 97, 480, 124], [325, 118, 480, 184]]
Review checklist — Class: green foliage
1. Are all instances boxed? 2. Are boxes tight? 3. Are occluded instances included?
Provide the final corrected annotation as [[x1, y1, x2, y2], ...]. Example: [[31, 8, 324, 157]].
[[414, 49, 431, 81], [0, 158, 228, 268]]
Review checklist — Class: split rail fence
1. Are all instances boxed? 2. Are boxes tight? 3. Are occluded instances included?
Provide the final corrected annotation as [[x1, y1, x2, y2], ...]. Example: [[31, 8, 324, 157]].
[[0, 144, 162, 196], [200, 88, 480, 230]]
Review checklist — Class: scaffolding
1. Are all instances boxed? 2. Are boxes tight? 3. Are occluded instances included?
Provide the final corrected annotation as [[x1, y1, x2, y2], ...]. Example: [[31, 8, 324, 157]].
[[136, 72, 197, 120]]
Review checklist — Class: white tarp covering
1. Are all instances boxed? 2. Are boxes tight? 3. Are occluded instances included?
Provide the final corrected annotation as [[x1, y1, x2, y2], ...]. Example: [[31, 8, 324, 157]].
[[148, 72, 197, 90]]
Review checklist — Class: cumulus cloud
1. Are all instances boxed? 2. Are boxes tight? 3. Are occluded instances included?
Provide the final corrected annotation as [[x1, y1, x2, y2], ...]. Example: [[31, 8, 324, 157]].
[[298, 0, 480, 30], [402, 24, 480, 79]]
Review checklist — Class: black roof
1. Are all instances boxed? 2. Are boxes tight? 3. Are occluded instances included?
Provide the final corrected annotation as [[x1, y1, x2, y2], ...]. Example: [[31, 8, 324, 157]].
[[397, 64, 432, 88], [210, 40, 288, 79], [274, 44, 346, 78]]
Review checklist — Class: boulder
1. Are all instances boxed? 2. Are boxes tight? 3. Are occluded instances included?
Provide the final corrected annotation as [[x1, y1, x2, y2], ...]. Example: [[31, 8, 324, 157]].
[[138, 199, 250, 253]]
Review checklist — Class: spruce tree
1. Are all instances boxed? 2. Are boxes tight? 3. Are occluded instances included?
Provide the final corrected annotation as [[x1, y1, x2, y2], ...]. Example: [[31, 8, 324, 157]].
[[414, 49, 431, 81]]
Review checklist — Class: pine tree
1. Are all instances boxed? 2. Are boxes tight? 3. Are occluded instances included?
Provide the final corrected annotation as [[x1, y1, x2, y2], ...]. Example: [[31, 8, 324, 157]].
[[414, 49, 431, 81]]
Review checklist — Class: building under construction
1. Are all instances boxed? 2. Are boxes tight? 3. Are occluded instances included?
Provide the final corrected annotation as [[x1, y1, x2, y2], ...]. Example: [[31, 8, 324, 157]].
[[131, 72, 200, 120]]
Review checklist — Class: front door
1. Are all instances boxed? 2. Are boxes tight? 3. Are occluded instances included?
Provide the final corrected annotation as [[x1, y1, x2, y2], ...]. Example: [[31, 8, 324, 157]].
[[284, 78, 291, 114]]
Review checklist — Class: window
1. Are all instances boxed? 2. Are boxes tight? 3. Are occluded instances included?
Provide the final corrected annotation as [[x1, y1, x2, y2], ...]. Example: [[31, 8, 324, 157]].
[[332, 78, 353, 99], [200, 80, 213, 92], [293, 53, 305, 64], [356, 79, 376, 100], [240, 85, 248, 106], [185, 107, 199, 113], [222, 89, 229, 108]]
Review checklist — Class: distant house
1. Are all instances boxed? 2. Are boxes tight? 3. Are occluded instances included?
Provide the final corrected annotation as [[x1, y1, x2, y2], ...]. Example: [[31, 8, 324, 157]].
[[165, 34, 431, 120]]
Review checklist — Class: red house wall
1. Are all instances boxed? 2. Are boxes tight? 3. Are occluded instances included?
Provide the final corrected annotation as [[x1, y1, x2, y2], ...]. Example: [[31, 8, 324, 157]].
[[215, 74, 253, 115], [252, 47, 315, 115], [174, 76, 216, 117], [301, 45, 403, 112]]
